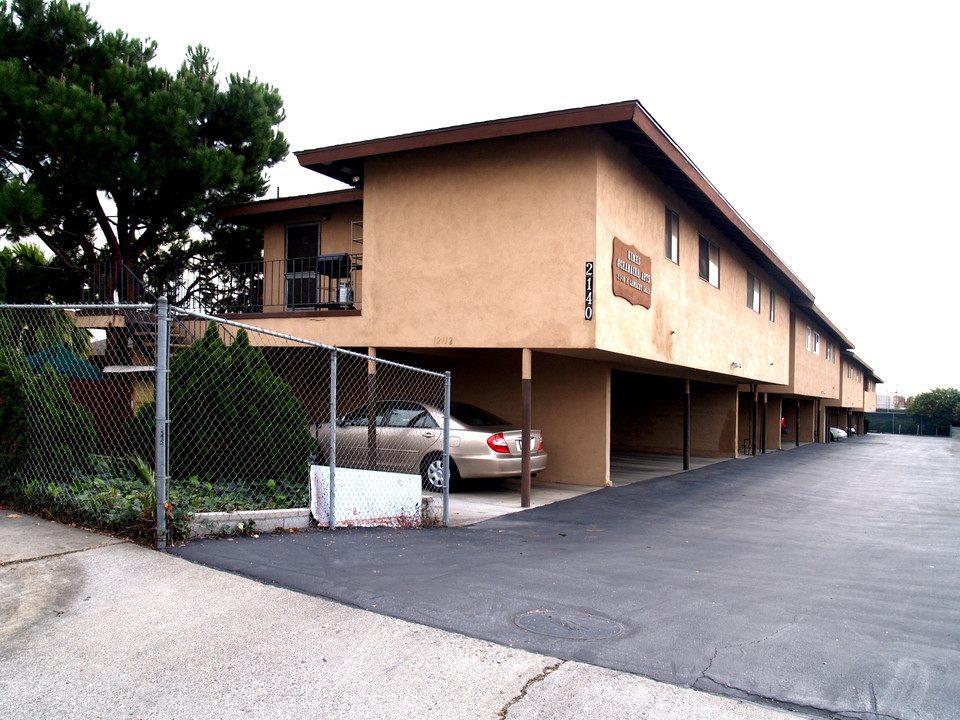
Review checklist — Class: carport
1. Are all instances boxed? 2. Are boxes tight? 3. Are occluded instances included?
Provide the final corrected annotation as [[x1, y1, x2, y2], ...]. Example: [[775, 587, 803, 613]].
[[610, 370, 739, 463]]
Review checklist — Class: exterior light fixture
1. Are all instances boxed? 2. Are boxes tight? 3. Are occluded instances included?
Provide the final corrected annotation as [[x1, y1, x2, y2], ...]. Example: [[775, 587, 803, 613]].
[[731, 362, 743, 369]]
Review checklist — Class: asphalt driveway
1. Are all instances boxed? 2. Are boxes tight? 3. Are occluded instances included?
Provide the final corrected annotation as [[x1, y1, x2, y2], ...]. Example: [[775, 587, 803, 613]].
[[172, 434, 960, 720]]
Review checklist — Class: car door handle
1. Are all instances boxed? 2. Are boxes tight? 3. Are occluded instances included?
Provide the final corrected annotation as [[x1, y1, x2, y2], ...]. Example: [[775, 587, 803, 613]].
[[422, 431, 437, 438]]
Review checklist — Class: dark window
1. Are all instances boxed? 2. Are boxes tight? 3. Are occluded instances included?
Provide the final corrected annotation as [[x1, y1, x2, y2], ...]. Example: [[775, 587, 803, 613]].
[[665, 208, 679, 264], [747, 273, 760, 313], [699, 235, 719, 287]]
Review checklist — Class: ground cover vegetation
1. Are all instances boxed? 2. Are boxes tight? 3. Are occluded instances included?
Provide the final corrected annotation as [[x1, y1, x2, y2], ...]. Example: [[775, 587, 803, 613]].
[[1, 319, 317, 543]]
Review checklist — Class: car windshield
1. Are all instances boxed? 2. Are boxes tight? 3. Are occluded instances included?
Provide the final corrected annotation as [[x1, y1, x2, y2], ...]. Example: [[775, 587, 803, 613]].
[[450, 402, 511, 427]]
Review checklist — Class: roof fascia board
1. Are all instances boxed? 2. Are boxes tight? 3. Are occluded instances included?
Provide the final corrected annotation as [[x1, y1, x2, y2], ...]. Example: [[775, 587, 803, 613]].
[[218, 189, 363, 222], [295, 102, 639, 168], [628, 105, 814, 302], [803, 304, 855, 350]]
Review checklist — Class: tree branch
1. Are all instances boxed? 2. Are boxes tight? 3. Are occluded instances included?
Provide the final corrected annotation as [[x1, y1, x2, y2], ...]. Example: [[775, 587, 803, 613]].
[[88, 191, 122, 261]]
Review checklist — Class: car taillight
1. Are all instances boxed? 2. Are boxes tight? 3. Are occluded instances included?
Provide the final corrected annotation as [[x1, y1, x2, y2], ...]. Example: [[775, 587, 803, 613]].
[[538, 432, 543, 451], [487, 433, 510, 454]]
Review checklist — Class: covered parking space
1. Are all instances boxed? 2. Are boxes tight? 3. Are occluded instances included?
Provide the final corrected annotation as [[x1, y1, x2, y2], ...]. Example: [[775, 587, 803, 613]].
[[610, 370, 739, 463]]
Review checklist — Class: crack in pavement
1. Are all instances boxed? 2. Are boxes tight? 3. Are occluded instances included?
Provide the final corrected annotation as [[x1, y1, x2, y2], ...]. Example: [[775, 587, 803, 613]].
[[0, 541, 123, 567], [696, 673, 906, 720], [692, 616, 906, 720], [497, 660, 565, 719]]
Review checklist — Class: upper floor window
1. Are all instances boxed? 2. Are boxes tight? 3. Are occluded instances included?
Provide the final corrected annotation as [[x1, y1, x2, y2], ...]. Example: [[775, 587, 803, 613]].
[[769, 289, 776, 322], [806, 326, 812, 350], [665, 208, 679, 264], [698, 235, 719, 287], [813, 332, 820, 355], [825, 343, 832, 362], [747, 273, 761, 313]]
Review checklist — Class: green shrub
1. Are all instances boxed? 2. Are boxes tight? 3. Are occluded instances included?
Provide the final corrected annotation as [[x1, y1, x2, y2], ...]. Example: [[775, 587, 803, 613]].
[[0, 352, 96, 495], [127, 323, 314, 509]]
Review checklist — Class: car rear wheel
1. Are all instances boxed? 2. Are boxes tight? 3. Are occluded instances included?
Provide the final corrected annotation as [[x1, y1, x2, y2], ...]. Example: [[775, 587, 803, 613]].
[[421, 453, 459, 491]]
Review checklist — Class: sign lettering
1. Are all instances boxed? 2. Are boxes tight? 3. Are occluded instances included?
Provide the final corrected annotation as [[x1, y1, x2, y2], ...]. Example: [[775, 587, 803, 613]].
[[611, 237, 652, 308]]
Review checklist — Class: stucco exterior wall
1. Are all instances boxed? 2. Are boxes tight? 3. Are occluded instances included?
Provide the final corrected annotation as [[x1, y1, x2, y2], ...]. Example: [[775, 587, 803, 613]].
[[593, 134, 790, 386], [790, 311, 841, 399], [841, 357, 865, 409], [360, 132, 599, 350]]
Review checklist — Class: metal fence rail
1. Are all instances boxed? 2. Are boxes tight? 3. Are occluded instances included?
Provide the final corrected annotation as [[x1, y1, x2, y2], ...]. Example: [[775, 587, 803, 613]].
[[0, 301, 450, 549]]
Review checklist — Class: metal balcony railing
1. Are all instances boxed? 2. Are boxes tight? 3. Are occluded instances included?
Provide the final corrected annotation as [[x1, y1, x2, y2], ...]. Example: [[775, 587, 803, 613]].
[[80, 255, 363, 314]]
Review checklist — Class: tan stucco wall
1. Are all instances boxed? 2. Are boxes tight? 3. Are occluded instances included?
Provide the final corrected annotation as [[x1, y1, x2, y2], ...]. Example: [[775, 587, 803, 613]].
[[250, 129, 794, 395], [593, 134, 790, 386], [841, 357, 865, 409], [790, 311, 841, 400]]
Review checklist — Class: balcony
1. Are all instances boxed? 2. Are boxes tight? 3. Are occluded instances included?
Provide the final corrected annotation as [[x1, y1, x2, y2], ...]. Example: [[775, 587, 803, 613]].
[[81, 254, 363, 315]]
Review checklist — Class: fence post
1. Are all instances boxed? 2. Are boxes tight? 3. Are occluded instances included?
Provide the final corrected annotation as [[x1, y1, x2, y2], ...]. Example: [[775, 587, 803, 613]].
[[155, 297, 170, 549], [443, 371, 451, 527], [328, 350, 337, 530]]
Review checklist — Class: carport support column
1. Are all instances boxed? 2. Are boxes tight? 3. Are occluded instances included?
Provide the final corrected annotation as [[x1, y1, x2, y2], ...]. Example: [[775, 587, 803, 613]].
[[761, 392, 768, 454], [521, 349, 532, 508], [683, 380, 691, 470], [795, 401, 800, 447]]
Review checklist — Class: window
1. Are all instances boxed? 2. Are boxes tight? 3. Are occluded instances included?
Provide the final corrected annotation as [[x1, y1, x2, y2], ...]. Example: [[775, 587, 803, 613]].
[[806, 326, 812, 350], [665, 208, 679, 264], [825, 343, 832, 362], [813, 332, 820, 355], [698, 235, 719, 287], [769, 289, 776, 322], [747, 273, 760, 313]]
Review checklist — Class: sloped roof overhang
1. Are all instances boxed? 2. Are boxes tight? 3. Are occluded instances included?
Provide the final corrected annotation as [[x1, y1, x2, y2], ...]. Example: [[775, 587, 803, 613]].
[[296, 101, 815, 303], [803, 304, 856, 350], [217, 188, 363, 227]]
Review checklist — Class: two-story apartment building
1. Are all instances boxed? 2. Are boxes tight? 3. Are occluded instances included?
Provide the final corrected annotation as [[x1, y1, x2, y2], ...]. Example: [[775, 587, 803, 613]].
[[219, 101, 880, 487]]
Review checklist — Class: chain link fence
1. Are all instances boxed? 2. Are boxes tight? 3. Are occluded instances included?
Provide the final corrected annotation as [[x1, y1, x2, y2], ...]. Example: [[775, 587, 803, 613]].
[[0, 302, 450, 548], [0, 303, 159, 542]]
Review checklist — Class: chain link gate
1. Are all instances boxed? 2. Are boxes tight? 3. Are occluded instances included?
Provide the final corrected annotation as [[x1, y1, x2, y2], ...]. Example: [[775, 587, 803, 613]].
[[0, 301, 451, 549], [0, 303, 161, 543]]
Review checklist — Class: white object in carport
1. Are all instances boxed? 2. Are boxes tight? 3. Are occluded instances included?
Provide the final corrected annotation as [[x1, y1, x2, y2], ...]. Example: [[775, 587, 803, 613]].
[[309, 465, 422, 528]]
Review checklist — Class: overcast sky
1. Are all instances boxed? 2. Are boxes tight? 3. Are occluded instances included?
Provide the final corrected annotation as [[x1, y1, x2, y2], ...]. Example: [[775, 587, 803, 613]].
[[83, 0, 959, 396]]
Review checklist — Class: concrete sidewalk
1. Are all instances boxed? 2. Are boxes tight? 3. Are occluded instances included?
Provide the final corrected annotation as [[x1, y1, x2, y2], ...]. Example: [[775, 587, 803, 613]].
[[0, 512, 801, 719]]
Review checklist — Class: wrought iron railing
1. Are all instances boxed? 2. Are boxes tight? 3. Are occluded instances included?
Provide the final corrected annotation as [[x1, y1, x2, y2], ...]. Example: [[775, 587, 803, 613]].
[[80, 255, 363, 314]]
